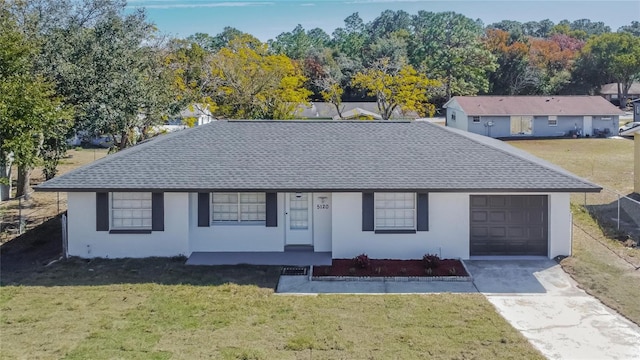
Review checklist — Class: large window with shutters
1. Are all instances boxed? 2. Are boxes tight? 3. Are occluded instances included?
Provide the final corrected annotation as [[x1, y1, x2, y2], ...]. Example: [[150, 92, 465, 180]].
[[374, 192, 416, 230], [212, 192, 266, 224], [111, 192, 152, 230]]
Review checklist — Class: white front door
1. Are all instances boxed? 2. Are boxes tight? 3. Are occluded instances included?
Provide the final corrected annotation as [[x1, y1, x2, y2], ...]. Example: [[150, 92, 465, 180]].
[[285, 193, 313, 245], [583, 116, 592, 136]]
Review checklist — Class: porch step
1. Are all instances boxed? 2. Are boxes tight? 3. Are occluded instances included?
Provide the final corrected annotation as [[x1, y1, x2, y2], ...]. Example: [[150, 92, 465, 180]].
[[284, 245, 315, 252], [281, 266, 309, 276]]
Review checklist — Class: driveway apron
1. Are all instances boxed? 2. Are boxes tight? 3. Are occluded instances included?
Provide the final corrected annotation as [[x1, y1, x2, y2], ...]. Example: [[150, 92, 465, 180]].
[[465, 260, 640, 360]]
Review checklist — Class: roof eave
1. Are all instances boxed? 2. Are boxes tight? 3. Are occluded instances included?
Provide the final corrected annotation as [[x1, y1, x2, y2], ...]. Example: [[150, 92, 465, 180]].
[[35, 186, 602, 193]]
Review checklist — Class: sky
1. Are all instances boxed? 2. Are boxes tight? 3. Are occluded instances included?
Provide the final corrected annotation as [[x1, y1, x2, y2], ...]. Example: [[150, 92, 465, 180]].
[[126, 0, 640, 41]]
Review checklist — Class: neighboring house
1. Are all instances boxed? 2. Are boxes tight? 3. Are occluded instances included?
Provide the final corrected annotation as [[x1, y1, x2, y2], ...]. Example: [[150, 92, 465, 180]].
[[297, 102, 418, 120], [444, 96, 624, 138], [632, 99, 640, 123], [600, 82, 640, 105], [167, 104, 214, 126], [36, 120, 600, 263]]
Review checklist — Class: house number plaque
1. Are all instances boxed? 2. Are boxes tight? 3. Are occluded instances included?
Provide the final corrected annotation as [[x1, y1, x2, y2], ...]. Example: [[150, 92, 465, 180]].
[[316, 196, 329, 210]]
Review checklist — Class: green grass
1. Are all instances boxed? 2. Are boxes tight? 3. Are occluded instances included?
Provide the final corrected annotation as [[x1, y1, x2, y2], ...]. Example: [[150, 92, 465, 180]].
[[0, 260, 543, 360], [508, 138, 640, 325], [507, 138, 634, 195]]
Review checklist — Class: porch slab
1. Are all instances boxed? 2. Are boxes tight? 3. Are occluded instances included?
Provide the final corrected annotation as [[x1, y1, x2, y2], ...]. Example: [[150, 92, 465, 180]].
[[186, 251, 332, 266]]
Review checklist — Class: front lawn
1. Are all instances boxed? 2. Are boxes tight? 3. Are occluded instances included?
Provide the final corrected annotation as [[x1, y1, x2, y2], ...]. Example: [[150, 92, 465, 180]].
[[0, 259, 543, 360]]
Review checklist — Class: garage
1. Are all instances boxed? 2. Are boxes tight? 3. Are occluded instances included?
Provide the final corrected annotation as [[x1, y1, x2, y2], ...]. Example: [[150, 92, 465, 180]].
[[470, 195, 548, 256]]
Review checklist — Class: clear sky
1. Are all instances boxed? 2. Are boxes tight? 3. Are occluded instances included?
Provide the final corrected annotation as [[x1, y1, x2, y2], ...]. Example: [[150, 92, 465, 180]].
[[126, 0, 640, 41]]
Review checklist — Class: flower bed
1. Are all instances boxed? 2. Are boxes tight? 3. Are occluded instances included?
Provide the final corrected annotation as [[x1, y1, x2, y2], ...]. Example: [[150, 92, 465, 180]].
[[312, 258, 468, 278]]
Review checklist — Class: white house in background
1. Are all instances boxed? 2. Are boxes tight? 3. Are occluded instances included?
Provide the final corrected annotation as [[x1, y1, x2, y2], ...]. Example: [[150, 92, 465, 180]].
[[167, 103, 214, 126], [297, 102, 418, 120], [36, 120, 600, 264], [444, 96, 624, 138]]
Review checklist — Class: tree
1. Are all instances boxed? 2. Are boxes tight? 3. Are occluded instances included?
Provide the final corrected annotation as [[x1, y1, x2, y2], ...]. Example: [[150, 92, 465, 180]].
[[483, 29, 537, 94], [521, 19, 554, 38], [49, 10, 175, 149], [487, 20, 525, 38], [268, 24, 330, 60], [576, 32, 640, 107], [412, 11, 497, 100], [366, 9, 412, 41], [619, 21, 640, 37], [0, 7, 72, 198], [351, 59, 440, 119], [332, 13, 367, 62], [209, 36, 311, 119]]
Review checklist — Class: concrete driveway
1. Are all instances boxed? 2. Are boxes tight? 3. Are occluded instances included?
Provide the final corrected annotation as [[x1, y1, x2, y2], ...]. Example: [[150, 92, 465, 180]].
[[465, 260, 640, 360]]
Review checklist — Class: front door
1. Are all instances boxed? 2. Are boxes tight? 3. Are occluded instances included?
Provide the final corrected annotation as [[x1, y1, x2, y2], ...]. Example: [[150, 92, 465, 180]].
[[285, 193, 313, 246], [583, 116, 592, 136]]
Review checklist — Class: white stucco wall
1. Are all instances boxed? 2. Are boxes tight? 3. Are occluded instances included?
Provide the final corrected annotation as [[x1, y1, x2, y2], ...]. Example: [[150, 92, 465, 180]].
[[66, 191, 572, 259], [330, 192, 572, 260], [331, 192, 470, 260], [66, 192, 189, 258], [548, 192, 572, 257], [188, 193, 286, 252]]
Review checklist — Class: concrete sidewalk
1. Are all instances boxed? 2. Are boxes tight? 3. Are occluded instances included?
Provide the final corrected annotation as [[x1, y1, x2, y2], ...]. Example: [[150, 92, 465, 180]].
[[277, 275, 477, 294], [277, 260, 640, 359]]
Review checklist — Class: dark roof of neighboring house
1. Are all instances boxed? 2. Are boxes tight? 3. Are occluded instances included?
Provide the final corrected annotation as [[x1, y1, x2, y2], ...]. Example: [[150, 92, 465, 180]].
[[445, 96, 625, 116], [37, 120, 600, 193], [600, 82, 640, 96], [297, 102, 419, 119]]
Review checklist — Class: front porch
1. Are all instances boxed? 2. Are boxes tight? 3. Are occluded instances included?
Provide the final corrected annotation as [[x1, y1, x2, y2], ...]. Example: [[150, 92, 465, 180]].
[[186, 251, 332, 266]]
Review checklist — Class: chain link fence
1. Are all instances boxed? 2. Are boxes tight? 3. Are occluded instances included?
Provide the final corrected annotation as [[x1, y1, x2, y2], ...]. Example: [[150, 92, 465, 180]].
[[578, 188, 640, 245], [0, 191, 67, 243]]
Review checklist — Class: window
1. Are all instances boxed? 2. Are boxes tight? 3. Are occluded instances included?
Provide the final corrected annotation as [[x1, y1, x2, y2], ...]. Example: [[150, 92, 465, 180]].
[[451, 112, 456, 121], [548, 116, 557, 126], [510, 115, 533, 135], [375, 192, 415, 230], [601, 116, 612, 120], [111, 192, 152, 230], [212, 192, 265, 223], [472, 116, 480, 123]]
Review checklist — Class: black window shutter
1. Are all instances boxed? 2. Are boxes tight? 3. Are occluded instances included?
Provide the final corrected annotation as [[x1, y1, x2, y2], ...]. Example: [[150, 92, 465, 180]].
[[96, 192, 109, 231], [198, 192, 210, 227], [362, 192, 374, 231], [152, 192, 164, 231], [265, 192, 277, 227], [417, 192, 429, 231]]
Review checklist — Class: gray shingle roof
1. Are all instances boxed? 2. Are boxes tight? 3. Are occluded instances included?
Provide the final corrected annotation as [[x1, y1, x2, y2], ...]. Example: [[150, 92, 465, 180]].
[[447, 96, 625, 116], [36, 120, 601, 193]]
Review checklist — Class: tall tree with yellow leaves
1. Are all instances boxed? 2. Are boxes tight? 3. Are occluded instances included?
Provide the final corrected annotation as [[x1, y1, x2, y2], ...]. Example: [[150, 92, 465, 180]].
[[209, 35, 311, 119], [351, 59, 440, 120]]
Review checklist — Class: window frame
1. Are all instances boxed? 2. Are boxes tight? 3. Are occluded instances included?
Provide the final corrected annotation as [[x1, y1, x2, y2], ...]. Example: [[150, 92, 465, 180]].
[[510, 115, 533, 135], [211, 192, 266, 225], [548, 115, 558, 126], [374, 192, 417, 232], [472, 116, 480, 123], [110, 192, 153, 231]]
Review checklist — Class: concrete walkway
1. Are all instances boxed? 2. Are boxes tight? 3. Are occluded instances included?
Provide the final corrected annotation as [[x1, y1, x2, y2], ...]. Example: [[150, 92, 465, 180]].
[[277, 260, 640, 360], [465, 260, 640, 360]]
